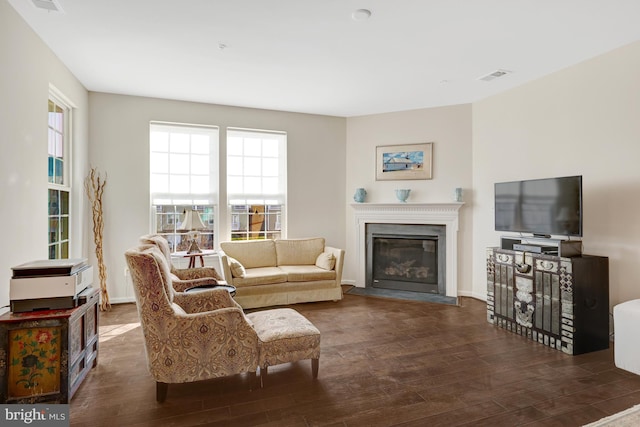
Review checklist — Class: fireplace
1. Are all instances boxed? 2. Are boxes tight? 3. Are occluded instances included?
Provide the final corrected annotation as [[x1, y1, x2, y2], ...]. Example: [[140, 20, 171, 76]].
[[366, 223, 446, 294], [351, 203, 463, 298]]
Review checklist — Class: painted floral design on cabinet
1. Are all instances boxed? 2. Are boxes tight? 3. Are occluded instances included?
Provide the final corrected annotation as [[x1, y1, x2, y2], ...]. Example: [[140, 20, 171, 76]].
[[8, 327, 61, 398]]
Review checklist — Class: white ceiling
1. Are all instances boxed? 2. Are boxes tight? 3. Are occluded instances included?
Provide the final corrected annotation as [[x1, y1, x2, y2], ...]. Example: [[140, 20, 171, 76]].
[[9, 0, 640, 117]]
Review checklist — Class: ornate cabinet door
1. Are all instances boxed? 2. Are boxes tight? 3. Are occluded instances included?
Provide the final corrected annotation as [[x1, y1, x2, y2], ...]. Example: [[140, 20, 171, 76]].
[[6, 325, 64, 399]]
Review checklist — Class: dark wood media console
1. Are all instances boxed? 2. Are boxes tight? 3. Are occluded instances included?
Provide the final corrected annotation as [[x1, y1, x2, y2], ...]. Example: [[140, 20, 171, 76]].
[[486, 247, 609, 355]]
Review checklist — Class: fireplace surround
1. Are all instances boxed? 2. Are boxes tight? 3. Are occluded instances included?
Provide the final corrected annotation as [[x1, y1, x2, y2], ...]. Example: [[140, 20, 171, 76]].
[[352, 203, 463, 298], [366, 223, 446, 295]]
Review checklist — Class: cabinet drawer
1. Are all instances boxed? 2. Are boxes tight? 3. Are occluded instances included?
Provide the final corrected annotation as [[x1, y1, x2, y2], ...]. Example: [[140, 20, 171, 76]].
[[495, 252, 513, 265], [535, 259, 558, 272]]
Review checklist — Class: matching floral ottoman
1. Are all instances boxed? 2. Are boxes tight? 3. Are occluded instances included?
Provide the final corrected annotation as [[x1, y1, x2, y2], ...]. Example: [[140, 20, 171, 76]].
[[247, 308, 321, 386]]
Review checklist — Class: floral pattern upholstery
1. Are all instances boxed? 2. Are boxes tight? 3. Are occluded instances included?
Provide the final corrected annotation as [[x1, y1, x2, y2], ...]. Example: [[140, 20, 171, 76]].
[[125, 245, 259, 400], [139, 234, 222, 292], [247, 308, 320, 369], [125, 243, 322, 401]]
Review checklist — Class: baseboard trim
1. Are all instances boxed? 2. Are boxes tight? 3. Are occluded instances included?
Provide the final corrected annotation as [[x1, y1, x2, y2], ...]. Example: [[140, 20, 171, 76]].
[[109, 296, 135, 304]]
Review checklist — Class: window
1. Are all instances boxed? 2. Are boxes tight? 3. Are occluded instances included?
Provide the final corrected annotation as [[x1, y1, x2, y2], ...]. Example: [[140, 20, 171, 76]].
[[150, 123, 219, 252], [47, 93, 71, 259], [227, 128, 286, 240]]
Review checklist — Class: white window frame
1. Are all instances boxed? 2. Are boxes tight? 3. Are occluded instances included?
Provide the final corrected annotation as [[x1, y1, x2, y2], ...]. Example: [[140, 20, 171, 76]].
[[149, 122, 220, 251], [226, 128, 287, 240], [47, 85, 73, 259]]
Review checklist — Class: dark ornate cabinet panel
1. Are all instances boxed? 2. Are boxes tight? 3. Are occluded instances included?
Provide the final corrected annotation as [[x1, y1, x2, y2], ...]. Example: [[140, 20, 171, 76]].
[[0, 287, 99, 403], [487, 248, 609, 355]]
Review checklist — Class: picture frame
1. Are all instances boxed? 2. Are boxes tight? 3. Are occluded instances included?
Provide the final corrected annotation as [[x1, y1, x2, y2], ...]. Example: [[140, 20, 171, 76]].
[[376, 142, 433, 181]]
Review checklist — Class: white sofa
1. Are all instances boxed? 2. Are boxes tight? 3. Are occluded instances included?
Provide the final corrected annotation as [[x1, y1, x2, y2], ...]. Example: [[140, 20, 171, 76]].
[[219, 238, 344, 309]]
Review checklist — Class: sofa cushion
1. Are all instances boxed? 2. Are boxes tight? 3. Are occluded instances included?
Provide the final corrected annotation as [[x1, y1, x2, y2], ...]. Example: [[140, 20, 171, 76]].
[[315, 252, 336, 270], [278, 265, 336, 282], [275, 238, 325, 266], [228, 256, 246, 278], [221, 240, 277, 269], [232, 267, 287, 287]]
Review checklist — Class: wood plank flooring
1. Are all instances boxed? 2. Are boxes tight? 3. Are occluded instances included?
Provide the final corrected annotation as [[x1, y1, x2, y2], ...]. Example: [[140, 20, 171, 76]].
[[69, 289, 640, 426]]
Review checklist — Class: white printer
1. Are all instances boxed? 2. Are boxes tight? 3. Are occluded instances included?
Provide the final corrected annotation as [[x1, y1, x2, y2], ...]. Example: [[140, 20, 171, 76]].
[[10, 258, 93, 312]]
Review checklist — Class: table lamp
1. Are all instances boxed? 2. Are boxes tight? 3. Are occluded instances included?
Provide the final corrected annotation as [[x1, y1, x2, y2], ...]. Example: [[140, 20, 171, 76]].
[[179, 209, 206, 254]]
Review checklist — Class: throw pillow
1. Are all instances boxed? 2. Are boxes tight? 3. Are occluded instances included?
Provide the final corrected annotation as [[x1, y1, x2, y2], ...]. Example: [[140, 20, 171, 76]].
[[228, 256, 246, 278], [315, 252, 336, 270]]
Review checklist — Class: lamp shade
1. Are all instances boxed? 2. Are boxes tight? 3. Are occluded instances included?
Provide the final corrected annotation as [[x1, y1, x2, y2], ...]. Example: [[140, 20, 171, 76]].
[[179, 209, 206, 231]]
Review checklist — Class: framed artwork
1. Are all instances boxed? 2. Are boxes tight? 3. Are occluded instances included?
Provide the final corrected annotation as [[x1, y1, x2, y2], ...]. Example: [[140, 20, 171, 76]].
[[376, 143, 433, 181]]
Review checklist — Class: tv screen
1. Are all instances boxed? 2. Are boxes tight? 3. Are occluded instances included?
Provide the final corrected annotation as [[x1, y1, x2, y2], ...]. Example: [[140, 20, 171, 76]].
[[495, 175, 583, 237]]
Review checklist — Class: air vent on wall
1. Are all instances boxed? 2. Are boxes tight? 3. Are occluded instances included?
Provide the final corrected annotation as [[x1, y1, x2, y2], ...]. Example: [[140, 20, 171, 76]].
[[478, 69, 511, 82], [31, 0, 64, 13]]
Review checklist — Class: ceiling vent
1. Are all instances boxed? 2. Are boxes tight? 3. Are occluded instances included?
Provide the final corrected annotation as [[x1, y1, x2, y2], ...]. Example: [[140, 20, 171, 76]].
[[478, 69, 511, 82], [31, 0, 64, 13]]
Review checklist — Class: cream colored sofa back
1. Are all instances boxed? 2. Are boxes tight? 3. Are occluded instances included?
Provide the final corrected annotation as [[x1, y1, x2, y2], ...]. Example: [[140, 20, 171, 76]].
[[220, 238, 326, 268], [275, 238, 325, 265], [220, 240, 276, 269]]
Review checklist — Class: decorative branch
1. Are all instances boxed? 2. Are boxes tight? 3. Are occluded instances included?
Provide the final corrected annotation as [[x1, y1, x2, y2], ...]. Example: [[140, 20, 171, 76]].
[[85, 167, 110, 311]]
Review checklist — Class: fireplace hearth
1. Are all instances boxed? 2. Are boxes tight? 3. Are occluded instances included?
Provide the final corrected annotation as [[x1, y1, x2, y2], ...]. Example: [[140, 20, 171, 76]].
[[366, 223, 446, 295]]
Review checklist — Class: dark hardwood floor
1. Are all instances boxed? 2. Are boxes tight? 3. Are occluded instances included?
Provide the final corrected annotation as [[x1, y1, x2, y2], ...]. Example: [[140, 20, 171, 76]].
[[70, 288, 640, 426]]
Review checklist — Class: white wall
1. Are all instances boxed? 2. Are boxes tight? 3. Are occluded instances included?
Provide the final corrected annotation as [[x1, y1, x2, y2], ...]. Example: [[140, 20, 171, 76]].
[[0, 2, 89, 310], [472, 41, 640, 308], [6, 0, 640, 311], [344, 105, 474, 296], [88, 93, 346, 302]]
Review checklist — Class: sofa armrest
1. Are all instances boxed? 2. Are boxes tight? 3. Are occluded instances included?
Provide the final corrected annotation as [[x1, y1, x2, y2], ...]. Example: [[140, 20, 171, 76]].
[[325, 246, 345, 285], [218, 251, 235, 284]]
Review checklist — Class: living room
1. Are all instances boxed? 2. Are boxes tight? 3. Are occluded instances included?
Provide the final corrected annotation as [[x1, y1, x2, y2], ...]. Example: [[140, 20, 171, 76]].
[[2, 1, 640, 423], [2, 1, 640, 309]]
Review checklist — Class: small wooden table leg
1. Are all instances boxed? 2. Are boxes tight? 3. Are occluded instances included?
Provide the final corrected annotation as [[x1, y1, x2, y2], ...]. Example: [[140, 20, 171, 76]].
[[312, 358, 319, 379]]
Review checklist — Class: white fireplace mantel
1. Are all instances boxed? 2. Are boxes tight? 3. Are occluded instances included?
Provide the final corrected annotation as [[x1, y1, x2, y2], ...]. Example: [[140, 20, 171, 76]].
[[351, 202, 464, 297]]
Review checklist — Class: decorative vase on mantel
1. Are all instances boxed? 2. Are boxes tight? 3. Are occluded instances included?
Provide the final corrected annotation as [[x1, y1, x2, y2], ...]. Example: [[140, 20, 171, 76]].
[[454, 187, 463, 202], [353, 188, 367, 203], [395, 189, 411, 203]]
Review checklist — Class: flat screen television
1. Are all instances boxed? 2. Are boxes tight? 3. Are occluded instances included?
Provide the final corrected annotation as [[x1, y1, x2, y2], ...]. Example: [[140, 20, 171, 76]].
[[494, 175, 583, 237]]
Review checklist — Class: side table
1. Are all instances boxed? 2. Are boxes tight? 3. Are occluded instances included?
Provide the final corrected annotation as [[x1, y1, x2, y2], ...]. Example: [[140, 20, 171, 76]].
[[172, 249, 217, 268], [0, 287, 99, 403]]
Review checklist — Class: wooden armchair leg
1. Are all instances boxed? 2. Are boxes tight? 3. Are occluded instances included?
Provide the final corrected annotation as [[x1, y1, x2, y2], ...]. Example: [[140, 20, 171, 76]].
[[260, 366, 268, 388], [248, 370, 258, 391], [312, 358, 319, 379], [156, 382, 168, 403]]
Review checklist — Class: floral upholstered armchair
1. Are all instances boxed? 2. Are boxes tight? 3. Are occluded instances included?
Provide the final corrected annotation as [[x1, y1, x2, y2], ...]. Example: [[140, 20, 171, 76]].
[[139, 234, 222, 292], [125, 244, 260, 402]]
